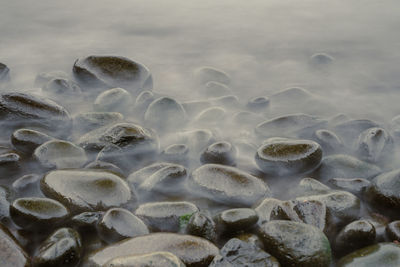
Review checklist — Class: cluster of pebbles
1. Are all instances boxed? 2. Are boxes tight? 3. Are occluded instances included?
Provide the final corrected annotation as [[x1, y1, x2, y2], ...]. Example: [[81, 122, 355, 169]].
[[1, 55, 400, 267]]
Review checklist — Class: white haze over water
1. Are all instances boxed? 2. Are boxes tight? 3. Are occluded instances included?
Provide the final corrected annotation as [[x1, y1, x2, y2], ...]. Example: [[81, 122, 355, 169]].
[[1, 0, 400, 120]]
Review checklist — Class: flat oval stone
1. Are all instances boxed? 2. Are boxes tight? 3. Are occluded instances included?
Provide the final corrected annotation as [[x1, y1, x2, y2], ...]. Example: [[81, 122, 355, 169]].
[[135, 201, 199, 232], [144, 97, 186, 131], [200, 141, 237, 166], [97, 208, 149, 244], [313, 129, 344, 154], [247, 96, 270, 112], [33, 227, 82, 267], [337, 243, 400, 267], [84, 160, 125, 178], [127, 162, 175, 187], [0, 223, 30, 267], [93, 87, 132, 114], [367, 169, 400, 209], [194, 107, 226, 126], [34, 140, 87, 169], [218, 208, 259, 232], [259, 220, 331, 267], [34, 70, 68, 87], [255, 139, 322, 176], [73, 55, 152, 92], [103, 251, 186, 267], [86, 233, 219, 267], [204, 81, 232, 97], [41, 169, 133, 213], [10, 197, 69, 230], [11, 128, 53, 155], [12, 174, 43, 197], [189, 164, 271, 207], [328, 178, 370, 196], [161, 144, 189, 165], [0, 93, 72, 137]]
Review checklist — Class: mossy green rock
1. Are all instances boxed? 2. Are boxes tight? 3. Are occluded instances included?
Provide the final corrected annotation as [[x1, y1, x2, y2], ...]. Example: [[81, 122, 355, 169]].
[[259, 220, 331, 267]]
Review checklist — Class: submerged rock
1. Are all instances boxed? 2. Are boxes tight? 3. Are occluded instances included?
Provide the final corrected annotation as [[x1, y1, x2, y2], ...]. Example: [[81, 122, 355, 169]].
[[127, 162, 175, 187], [42, 78, 82, 97], [93, 87, 132, 114], [313, 129, 344, 154], [0, 63, 10, 82], [34, 70, 69, 87], [194, 66, 231, 85], [103, 252, 186, 267], [355, 127, 393, 164], [367, 169, 400, 210], [12, 174, 43, 197], [200, 141, 237, 166], [0, 223, 30, 267], [328, 178, 370, 196], [73, 112, 123, 134], [246, 96, 270, 113], [11, 128, 53, 155], [144, 97, 187, 131], [203, 81, 232, 97], [161, 144, 189, 165]]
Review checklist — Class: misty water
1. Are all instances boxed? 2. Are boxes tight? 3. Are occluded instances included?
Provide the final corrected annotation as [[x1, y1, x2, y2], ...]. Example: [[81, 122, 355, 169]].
[[1, 0, 400, 266]]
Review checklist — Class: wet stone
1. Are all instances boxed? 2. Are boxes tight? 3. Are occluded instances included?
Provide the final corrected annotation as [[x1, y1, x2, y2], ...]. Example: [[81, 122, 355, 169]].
[[255, 139, 322, 176], [34, 70, 69, 87], [73, 55, 152, 92], [210, 238, 280, 267], [0, 92, 72, 137], [314, 154, 381, 182], [309, 53, 335, 66], [355, 127, 393, 164], [97, 208, 149, 244], [218, 208, 259, 233], [333, 119, 380, 146], [200, 141, 237, 166], [189, 164, 271, 207], [292, 199, 327, 231], [246, 96, 270, 113], [0, 223, 30, 267], [255, 198, 300, 225], [328, 178, 370, 196], [194, 106, 226, 126], [204, 81, 232, 97], [73, 112, 123, 134], [86, 232, 219, 267], [93, 87, 132, 114], [103, 251, 186, 267], [135, 90, 155, 109], [270, 87, 313, 103], [367, 169, 400, 210], [10, 197, 69, 230], [33, 227, 82, 267], [313, 129, 344, 154], [334, 220, 376, 256], [161, 144, 189, 165], [291, 177, 332, 197], [144, 97, 186, 131], [34, 140, 87, 169], [84, 160, 125, 178], [11, 128, 53, 155], [41, 169, 133, 213], [337, 243, 400, 267], [186, 210, 217, 242], [70, 211, 104, 232], [12, 174, 43, 197], [0, 62, 10, 82], [0, 152, 21, 178], [194, 66, 231, 85], [135, 201, 199, 232], [386, 221, 400, 241], [42, 78, 82, 97], [179, 129, 215, 153], [0, 186, 10, 224], [258, 220, 332, 267], [127, 162, 175, 187]]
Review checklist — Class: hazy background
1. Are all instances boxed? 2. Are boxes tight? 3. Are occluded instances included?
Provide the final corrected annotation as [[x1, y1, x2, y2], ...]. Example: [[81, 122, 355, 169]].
[[1, 0, 400, 120]]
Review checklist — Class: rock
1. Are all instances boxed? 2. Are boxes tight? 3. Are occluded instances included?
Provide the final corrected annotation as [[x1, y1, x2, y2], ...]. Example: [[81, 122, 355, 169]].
[[314, 154, 381, 182], [367, 169, 400, 210], [194, 66, 230, 85], [334, 220, 376, 256], [93, 87, 132, 114], [246, 96, 270, 113], [0, 63, 10, 82], [189, 164, 271, 207], [309, 53, 335, 66], [42, 78, 82, 97], [10, 197, 69, 230], [218, 208, 259, 233], [313, 129, 344, 154], [386, 221, 400, 241], [181, 100, 212, 117], [12, 174, 43, 197], [255, 198, 300, 225], [87, 233, 219, 267], [161, 144, 189, 165], [0, 93, 72, 137], [337, 243, 400, 267], [135, 201, 199, 232], [203, 81, 232, 97], [194, 107, 226, 126], [73, 112, 123, 134], [127, 162, 175, 187], [210, 238, 280, 267], [0, 152, 21, 178], [144, 97, 186, 131], [259, 220, 331, 267], [84, 160, 125, 178], [0, 223, 30, 267], [103, 252, 186, 267], [186, 210, 217, 242], [355, 127, 393, 163], [292, 177, 331, 197], [70, 211, 104, 232], [33, 227, 82, 267], [333, 119, 380, 146], [95, 144, 131, 172], [34, 140, 87, 169], [255, 139, 322, 176], [255, 113, 326, 139], [200, 141, 237, 166], [0, 186, 10, 224], [97, 208, 149, 244], [135, 90, 155, 109], [328, 178, 370, 196], [73, 55, 152, 92], [270, 87, 313, 104], [179, 129, 215, 153], [292, 199, 327, 231], [11, 129, 53, 155], [41, 169, 133, 213], [34, 70, 68, 87]]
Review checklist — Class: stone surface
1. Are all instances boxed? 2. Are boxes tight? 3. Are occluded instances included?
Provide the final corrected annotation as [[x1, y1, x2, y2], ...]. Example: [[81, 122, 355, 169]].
[[200, 141, 237, 166], [218, 208, 259, 232], [144, 97, 187, 131], [367, 169, 400, 210], [386, 221, 400, 241], [42, 78, 82, 97], [186, 210, 217, 242], [0, 223, 30, 267], [93, 87, 132, 114], [194, 66, 231, 85], [12, 174, 43, 197], [103, 251, 186, 267], [73, 112, 123, 134], [11, 128, 53, 155], [328, 178, 370, 196], [355, 127, 393, 163]]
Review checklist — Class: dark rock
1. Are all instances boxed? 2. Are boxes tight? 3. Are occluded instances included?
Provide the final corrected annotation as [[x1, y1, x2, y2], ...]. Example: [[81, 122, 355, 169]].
[[189, 164, 271, 207], [355, 127, 393, 164], [292, 199, 327, 231], [218, 208, 259, 233], [204, 81, 232, 97], [386, 221, 400, 241], [33, 227, 82, 267], [10, 197, 69, 230], [11, 128, 53, 155], [135, 201, 199, 232], [328, 178, 370, 196], [97, 208, 149, 244], [0, 152, 21, 178], [255, 198, 300, 225], [259, 220, 331, 267], [144, 97, 186, 131], [73, 112, 123, 134], [194, 66, 230, 85], [255, 139, 322, 176], [41, 169, 133, 213], [86, 233, 219, 267], [0, 63, 10, 82], [93, 87, 132, 114], [73, 55, 152, 92], [103, 252, 185, 267], [200, 141, 237, 166], [367, 169, 400, 211], [337, 243, 400, 267], [0, 223, 30, 267], [12, 174, 43, 197], [247, 96, 270, 113], [210, 238, 280, 267], [186, 210, 217, 242], [70, 211, 104, 232], [34, 140, 87, 169]]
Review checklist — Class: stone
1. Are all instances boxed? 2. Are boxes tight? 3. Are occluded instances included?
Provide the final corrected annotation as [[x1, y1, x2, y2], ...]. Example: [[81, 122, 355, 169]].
[[73, 112, 123, 134], [86, 233, 219, 266], [73, 55, 152, 92], [386, 221, 400, 241], [97, 208, 149, 244], [328, 178, 370, 196], [84, 160, 125, 178], [70, 211, 104, 232], [103, 252, 186, 267], [203, 81, 232, 97], [355, 127, 393, 163], [367, 169, 400, 210], [211, 95, 240, 108], [0, 152, 20, 178], [194, 107, 226, 126], [0, 63, 10, 82], [34, 70, 68, 87], [135, 201, 199, 232], [333, 119, 380, 146], [10, 197, 69, 230], [0, 186, 10, 224], [33, 227, 82, 267], [292, 199, 327, 231], [11, 128, 53, 155], [186, 210, 217, 242], [246, 96, 270, 113], [255, 198, 300, 225], [218, 208, 259, 233], [178, 129, 215, 153], [189, 164, 271, 207], [127, 162, 175, 188], [42, 78, 82, 97], [181, 100, 212, 117], [200, 141, 237, 166], [161, 144, 189, 165], [194, 66, 231, 85], [0, 223, 30, 267], [34, 140, 87, 169], [41, 169, 133, 213], [309, 53, 335, 66], [313, 129, 344, 154], [144, 97, 186, 131], [255, 139, 322, 176], [12, 174, 43, 197], [93, 87, 132, 114], [259, 220, 331, 267]]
